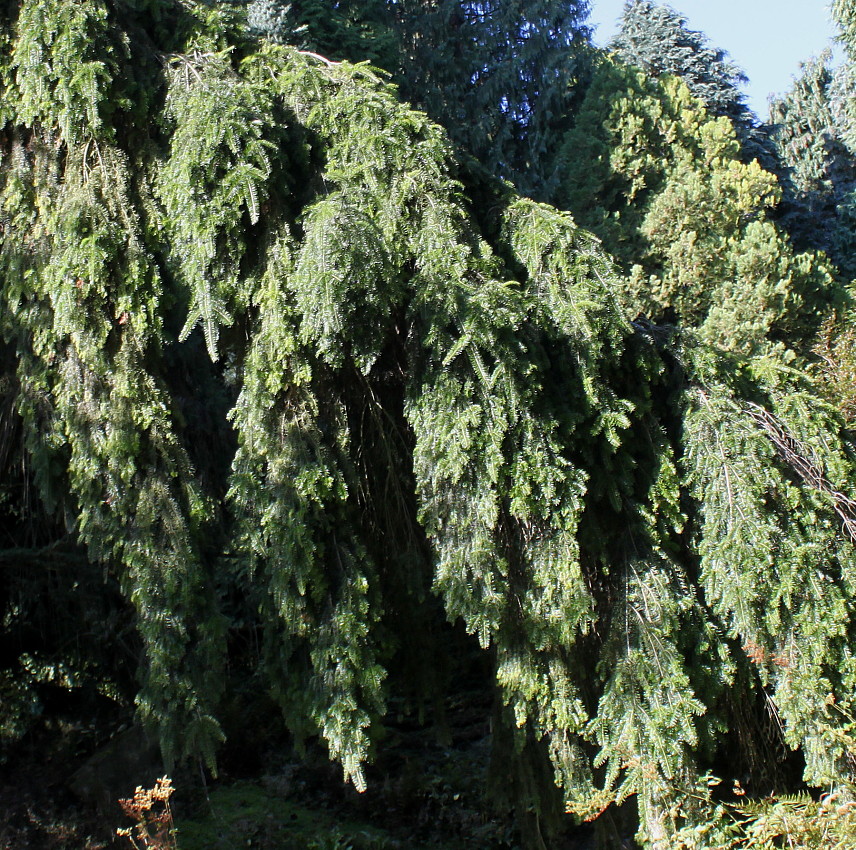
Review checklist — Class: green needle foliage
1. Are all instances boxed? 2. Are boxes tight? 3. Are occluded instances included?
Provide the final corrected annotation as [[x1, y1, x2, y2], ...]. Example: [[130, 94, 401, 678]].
[[393, 0, 592, 199], [806, 2, 856, 432], [768, 52, 856, 282], [4, 2, 856, 848], [558, 56, 840, 355], [834, 0, 856, 150], [612, 0, 747, 123], [611, 1, 777, 168], [237, 0, 593, 199]]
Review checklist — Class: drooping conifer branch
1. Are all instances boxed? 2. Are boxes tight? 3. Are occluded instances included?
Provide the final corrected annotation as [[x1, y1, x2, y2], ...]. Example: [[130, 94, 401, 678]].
[[746, 401, 856, 544]]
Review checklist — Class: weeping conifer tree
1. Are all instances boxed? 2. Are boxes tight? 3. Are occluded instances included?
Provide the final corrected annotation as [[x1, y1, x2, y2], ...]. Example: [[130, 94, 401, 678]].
[[4, 2, 856, 848], [235, 0, 593, 200]]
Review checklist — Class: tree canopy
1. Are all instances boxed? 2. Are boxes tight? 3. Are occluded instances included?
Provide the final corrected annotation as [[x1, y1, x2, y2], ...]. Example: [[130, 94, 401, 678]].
[[611, 0, 746, 122], [768, 52, 856, 284], [3, 2, 856, 849], [393, 0, 592, 198], [559, 55, 839, 353], [610, 0, 776, 169]]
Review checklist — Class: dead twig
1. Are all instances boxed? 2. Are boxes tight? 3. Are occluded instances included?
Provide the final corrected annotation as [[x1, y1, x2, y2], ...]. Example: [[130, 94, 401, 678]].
[[745, 401, 856, 545]]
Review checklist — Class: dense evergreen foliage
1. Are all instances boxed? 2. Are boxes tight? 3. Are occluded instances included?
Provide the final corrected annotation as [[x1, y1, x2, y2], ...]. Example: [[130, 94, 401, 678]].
[[611, 0, 746, 122], [393, 0, 592, 199], [2, 2, 856, 849], [559, 56, 839, 353], [610, 0, 774, 168], [288, 0, 398, 69], [246, 0, 302, 44], [834, 0, 856, 129], [245, 0, 592, 199], [804, 1, 856, 436], [769, 52, 856, 280]]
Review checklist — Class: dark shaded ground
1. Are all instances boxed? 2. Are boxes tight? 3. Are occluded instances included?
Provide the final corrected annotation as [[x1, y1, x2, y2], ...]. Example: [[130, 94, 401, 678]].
[[0, 688, 613, 850], [0, 726, 113, 849]]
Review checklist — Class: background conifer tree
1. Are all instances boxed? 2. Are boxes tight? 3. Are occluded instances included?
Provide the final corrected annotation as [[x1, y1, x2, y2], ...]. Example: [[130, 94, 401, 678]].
[[612, 0, 746, 120], [246, 0, 302, 44], [768, 52, 856, 282], [288, 0, 398, 68], [808, 0, 856, 434], [393, 0, 592, 198], [612, 0, 774, 168], [558, 56, 839, 353], [834, 0, 856, 148]]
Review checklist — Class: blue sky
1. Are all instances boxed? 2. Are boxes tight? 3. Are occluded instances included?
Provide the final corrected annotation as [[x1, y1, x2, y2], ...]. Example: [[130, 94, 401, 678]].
[[586, 1, 841, 119]]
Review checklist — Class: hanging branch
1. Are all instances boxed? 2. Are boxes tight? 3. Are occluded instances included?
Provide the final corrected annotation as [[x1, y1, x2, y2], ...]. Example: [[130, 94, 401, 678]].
[[745, 400, 856, 544]]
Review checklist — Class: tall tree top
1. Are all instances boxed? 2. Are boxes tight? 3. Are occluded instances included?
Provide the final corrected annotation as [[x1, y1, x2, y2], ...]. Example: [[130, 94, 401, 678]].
[[768, 52, 856, 277], [833, 0, 856, 154], [612, 0, 747, 121], [395, 0, 592, 199], [609, 0, 780, 169], [834, 0, 856, 62]]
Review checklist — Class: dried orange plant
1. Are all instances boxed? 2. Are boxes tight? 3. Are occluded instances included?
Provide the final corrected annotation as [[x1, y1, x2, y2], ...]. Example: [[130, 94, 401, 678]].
[[116, 776, 177, 850]]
